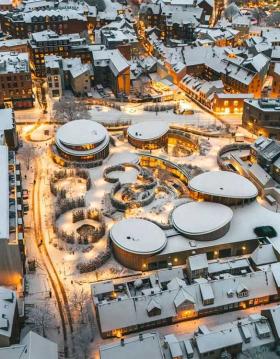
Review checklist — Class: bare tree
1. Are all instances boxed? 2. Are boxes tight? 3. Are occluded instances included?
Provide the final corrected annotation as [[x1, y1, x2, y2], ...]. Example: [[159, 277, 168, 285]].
[[53, 95, 91, 122], [70, 288, 90, 324], [28, 304, 54, 337], [73, 327, 92, 359]]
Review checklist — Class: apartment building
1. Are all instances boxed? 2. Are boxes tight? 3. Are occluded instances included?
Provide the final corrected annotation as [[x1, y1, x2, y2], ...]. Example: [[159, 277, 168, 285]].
[[45, 55, 93, 97], [0, 145, 24, 289], [0, 9, 88, 39], [0, 52, 33, 109], [243, 99, 280, 140], [99, 18, 139, 60], [91, 46, 130, 96], [272, 63, 280, 98], [28, 30, 91, 77], [213, 93, 254, 114]]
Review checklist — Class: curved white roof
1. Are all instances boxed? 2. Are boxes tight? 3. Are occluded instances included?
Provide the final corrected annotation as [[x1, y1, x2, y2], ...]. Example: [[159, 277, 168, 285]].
[[172, 201, 233, 236], [189, 171, 258, 200], [110, 218, 167, 255], [128, 122, 169, 141], [55, 120, 109, 156], [56, 120, 107, 147]]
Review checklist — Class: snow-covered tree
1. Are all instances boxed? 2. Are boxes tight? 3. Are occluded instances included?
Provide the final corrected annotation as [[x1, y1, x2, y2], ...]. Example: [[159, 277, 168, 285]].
[[53, 95, 90, 122]]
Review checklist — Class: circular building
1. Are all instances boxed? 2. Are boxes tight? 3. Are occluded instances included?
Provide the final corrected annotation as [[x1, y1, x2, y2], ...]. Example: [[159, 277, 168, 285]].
[[127, 121, 169, 150], [110, 218, 167, 270], [172, 201, 233, 240], [189, 171, 258, 205], [54, 120, 110, 165]]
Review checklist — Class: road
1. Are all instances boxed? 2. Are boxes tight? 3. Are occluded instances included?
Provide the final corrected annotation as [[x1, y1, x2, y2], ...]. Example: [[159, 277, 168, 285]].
[[32, 155, 74, 357]]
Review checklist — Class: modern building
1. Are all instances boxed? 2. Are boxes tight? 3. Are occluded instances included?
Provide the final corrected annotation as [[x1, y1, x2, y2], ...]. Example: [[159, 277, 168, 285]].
[[250, 136, 280, 172], [172, 201, 233, 241], [0, 52, 33, 109], [108, 181, 280, 272], [127, 122, 169, 150], [110, 218, 167, 270], [188, 171, 258, 205], [242, 99, 280, 140], [53, 120, 110, 167]]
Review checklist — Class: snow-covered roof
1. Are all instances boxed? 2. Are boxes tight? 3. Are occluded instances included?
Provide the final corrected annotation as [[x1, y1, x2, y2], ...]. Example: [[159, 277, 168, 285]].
[[0, 52, 29, 74], [196, 326, 243, 354], [110, 218, 167, 255], [244, 99, 280, 113], [56, 120, 107, 148], [189, 171, 258, 200], [0, 331, 58, 358], [127, 122, 169, 141], [92, 281, 114, 296], [0, 146, 9, 239], [0, 108, 14, 131], [0, 287, 16, 339], [100, 333, 164, 359], [0, 0, 12, 5], [55, 120, 110, 157], [94, 270, 278, 334], [251, 243, 278, 266], [19, 8, 87, 22], [91, 48, 129, 76], [0, 38, 27, 49], [188, 253, 208, 271], [160, 201, 280, 257], [172, 201, 233, 237], [214, 93, 253, 99], [157, 267, 184, 284], [208, 258, 249, 275], [275, 62, 280, 76]]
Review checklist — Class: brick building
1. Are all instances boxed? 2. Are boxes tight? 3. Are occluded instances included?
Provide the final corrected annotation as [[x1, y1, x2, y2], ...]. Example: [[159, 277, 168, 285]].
[[0, 52, 33, 109], [0, 9, 88, 39]]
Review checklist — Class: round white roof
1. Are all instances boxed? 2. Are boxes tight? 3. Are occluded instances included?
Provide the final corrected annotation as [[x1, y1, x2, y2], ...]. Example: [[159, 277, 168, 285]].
[[110, 218, 167, 255], [189, 171, 258, 199], [128, 121, 169, 141], [172, 201, 233, 236], [56, 120, 107, 147]]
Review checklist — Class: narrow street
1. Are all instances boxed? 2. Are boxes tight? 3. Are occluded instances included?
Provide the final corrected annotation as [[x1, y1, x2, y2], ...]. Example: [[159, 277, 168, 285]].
[[32, 149, 74, 357]]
